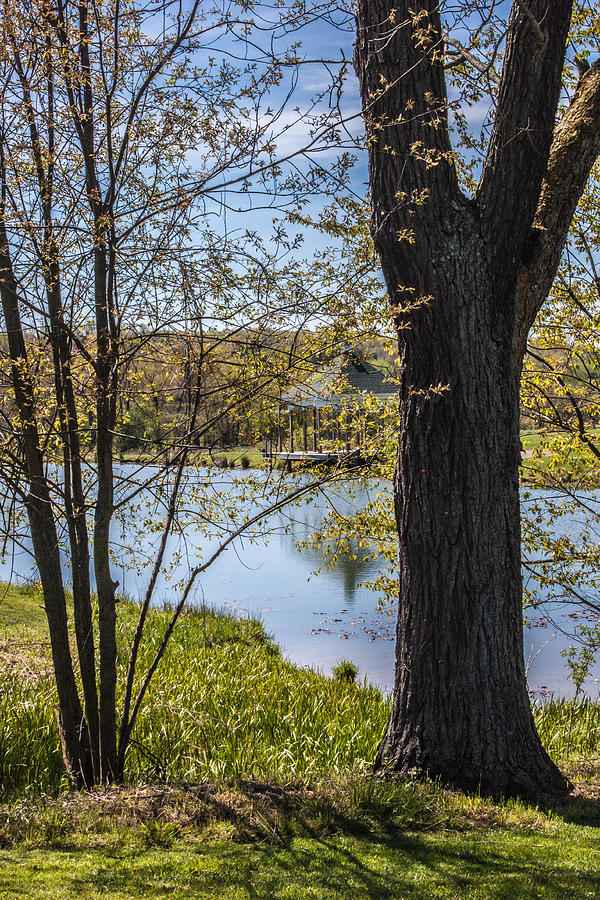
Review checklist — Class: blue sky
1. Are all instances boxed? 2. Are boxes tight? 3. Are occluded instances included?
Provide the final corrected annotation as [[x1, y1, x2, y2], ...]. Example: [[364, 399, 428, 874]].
[[184, 1, 507, 255]]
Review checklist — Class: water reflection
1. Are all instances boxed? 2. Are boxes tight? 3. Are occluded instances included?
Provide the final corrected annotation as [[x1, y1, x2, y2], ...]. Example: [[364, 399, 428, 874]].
[[0, 467, 598, 695], [285, 540, 376, 605]]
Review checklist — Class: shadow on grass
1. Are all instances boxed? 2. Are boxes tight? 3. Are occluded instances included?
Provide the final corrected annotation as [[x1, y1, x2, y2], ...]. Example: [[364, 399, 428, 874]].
[[19, 827, 600, 900], [3, 779, 599, 899], [550, 789, 600, 827]]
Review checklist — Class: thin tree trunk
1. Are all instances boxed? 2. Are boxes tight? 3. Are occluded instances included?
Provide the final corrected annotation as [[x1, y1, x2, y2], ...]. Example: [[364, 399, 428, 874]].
[[94, 230, 119, 782], [0, 209, 92, 787], [75, 0, 119, 781], [45, 252, 100, 781]]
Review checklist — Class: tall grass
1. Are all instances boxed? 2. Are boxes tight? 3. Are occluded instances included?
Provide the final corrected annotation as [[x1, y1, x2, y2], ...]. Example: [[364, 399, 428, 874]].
[[534, 696, 600, 760], [0, 669, 63, 798], [0, 601, 388, 798], [124, 603, 388, 782], [3, 596, 600, 801]]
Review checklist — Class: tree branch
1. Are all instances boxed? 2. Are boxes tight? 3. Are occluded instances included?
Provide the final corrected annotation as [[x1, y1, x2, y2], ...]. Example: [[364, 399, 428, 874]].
[[513, 0, 545, 45], [516, 60, 600, 361], [444, 36, 501, 85], [117, 461, 372, 764], [477, 1, 573, 295]]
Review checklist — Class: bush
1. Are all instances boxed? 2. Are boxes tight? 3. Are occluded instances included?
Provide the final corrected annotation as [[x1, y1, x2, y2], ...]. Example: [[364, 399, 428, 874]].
[[332, 660, 359, 684]]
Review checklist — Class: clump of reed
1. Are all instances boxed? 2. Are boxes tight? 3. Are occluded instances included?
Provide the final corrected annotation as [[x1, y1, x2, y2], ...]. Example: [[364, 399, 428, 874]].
[[0, 601, 388, 799], [332, 659, 359, 683], [534, 696, 600, 761]]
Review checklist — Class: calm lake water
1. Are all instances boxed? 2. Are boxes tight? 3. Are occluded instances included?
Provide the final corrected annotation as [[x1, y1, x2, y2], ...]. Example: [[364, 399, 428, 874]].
[[1, 466, 599, 697]]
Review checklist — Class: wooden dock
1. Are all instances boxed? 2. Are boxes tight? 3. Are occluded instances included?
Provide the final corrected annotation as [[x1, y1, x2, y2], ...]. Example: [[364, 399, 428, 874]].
[[263, 449, 365, 471]]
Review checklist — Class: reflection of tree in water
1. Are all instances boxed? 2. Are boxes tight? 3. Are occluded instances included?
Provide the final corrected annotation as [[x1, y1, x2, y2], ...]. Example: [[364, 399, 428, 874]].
[[297, 538, 377, 603], [275, 497, 379, 605]]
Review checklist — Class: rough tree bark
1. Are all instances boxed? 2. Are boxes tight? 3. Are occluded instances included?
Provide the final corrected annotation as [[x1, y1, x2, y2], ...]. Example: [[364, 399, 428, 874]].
[[354, 1, 600, 797]]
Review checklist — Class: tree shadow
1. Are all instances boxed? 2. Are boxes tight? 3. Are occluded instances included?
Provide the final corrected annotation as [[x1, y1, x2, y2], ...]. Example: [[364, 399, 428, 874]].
[[548, 783, 600, 826], [5, 779, 600, 898], [40, 827, 600, 900]]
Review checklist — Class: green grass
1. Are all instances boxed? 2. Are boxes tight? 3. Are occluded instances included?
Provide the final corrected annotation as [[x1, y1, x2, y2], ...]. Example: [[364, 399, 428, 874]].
[[211, 448, 265, 468], [3, 583, 600, 898], [115, 447, 266, 468], [0, 583, 387, 797], [4, 583, 600, 795], [520, 429, 552, 451], [1, 776, 600, 897], [519, 431, 600, 486], [1, 826, 600, 899], [520, 428, 600, 451], [125, 602, 387, 784], [0, 582, 47, 632]]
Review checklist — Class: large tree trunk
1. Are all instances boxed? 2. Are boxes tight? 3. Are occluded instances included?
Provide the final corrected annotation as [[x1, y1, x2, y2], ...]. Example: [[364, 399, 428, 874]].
[[374, 234, 565, 796], [353, 0, 590, 798]]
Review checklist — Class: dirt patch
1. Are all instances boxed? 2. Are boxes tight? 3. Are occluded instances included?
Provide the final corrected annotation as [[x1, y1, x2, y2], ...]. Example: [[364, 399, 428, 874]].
[[0, 637, 53, 682]]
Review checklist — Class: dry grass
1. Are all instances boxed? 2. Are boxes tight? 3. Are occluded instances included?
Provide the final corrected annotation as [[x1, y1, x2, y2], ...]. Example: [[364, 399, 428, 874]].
[[3, 769, 600, 854], [0, 636, 52, 682]]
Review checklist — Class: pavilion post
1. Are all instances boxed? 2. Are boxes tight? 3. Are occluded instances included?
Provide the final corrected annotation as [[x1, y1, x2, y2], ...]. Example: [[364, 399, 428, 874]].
[[359, 406, 366, 449], [277, 403, 282, 452]]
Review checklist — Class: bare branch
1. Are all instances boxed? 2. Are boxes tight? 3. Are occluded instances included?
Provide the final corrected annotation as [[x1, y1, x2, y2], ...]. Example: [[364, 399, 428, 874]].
[[444, 36, 501, 85]]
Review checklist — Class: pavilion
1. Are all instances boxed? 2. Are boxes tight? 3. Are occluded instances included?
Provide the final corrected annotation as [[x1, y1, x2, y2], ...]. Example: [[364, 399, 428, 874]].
[[269, 348, 397, 465]]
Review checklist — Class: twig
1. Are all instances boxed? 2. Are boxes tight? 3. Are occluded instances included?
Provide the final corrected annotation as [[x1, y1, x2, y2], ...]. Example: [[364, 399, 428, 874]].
[[445, 36, 501, 85]]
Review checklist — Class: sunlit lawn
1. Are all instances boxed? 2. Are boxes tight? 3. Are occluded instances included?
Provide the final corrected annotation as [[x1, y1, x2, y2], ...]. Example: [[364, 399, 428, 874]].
[[2, 583, 600, 898], [2, 826, 600, 899]]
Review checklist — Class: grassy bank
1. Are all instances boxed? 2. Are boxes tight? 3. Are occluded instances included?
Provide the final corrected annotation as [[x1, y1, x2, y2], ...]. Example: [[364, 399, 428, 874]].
[[0, 583, 387, 798], [1, 583, 600, 897], [520, 429, 600, 487], [115, 447, 266, 468]]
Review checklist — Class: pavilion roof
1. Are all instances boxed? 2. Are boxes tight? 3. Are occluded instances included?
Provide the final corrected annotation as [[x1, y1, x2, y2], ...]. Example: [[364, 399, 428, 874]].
[[282, 349, 397, 408]]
